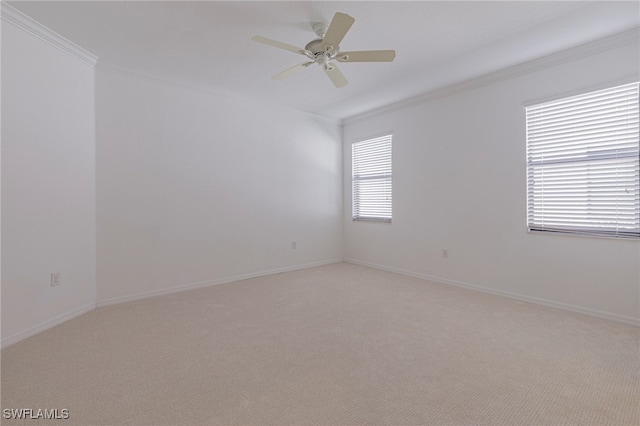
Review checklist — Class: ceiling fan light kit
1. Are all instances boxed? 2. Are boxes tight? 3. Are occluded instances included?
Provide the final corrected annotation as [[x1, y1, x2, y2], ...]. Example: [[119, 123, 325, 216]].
[[252, 12, 396, 88]]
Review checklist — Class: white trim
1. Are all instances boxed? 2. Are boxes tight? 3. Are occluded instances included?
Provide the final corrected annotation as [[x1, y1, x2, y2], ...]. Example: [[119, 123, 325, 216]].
[[96, 258, 343, 308], [96, 63, 341, 127], [1, 303, 96, 348], [344, 258, 640, 327], [351, 130, 394, 146], [344, 27, 640, 124], [1, 2, 98, 67], [522, 75, 640, 108]]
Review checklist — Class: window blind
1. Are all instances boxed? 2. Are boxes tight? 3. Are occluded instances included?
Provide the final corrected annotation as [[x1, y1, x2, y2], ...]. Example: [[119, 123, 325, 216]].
[[352, 134, 392, 222], [526, 82, 639, 238]]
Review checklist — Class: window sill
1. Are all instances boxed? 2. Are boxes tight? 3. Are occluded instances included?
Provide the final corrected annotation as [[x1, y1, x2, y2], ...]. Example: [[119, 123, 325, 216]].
[[527, 228, 639, 241], [353, 218, 392, 224]]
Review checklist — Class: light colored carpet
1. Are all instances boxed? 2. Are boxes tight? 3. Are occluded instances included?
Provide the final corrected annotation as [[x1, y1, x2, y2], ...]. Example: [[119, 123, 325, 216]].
[[1, 262, 638, 425]]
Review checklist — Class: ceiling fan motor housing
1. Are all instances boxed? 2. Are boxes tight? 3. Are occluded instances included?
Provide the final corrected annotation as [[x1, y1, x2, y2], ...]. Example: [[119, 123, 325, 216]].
[[305, 39, 336, 56]]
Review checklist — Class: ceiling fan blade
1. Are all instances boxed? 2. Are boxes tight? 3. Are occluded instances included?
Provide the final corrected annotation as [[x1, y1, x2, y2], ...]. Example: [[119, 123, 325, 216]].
[[323, 64, 348, 88], [252, 35, 305, 55], [321, 12, 355, 51], [336, 50, 396, 62], [271, 62, 314, 80]]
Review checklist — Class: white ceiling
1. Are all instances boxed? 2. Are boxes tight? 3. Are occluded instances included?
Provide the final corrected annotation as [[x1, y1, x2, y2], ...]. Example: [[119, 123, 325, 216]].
[[8, 1, 640, 120]]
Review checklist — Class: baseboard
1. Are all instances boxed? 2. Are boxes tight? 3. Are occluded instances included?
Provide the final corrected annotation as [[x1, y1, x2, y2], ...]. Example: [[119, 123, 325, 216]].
[[1, 303, 96, 349], [96, 258, 344, 308], [344, 258, 640, 327]]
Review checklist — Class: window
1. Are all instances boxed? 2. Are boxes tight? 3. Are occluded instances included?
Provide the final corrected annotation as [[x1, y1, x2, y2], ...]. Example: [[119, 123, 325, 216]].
[[526, 82, 639, 238], [352, 134, 392, 222]]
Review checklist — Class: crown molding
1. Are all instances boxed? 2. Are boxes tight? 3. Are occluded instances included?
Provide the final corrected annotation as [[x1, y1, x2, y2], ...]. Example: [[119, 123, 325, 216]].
[[96, 62, 342, 126], [344, 27, 640, 124], [1, 2, 98, 67]]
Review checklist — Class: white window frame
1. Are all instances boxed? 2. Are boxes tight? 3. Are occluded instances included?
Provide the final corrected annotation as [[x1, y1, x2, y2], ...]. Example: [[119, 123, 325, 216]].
[[352, 134, 392, 223], [525, 82, 640, 239]]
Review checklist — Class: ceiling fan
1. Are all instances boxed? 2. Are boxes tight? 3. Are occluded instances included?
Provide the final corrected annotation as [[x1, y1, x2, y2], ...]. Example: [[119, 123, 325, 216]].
[[252, 12, 396, 88]]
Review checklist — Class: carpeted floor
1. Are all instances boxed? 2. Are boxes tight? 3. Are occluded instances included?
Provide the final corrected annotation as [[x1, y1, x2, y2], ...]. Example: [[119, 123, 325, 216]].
[[1, 262, 638, 425]]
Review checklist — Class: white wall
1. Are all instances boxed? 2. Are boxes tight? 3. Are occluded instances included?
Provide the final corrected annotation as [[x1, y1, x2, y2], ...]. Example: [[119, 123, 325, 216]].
[[2, 7, 636, 351], [343, 42, 640, 324], [96, 70, 342, 304], [1, 22, 96, 344]]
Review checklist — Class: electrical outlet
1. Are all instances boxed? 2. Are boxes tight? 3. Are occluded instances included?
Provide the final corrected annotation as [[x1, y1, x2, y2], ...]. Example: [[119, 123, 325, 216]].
[[442, 249, 449, 259], [291, 241, 297, 249], [51, 272, 61, 287]]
